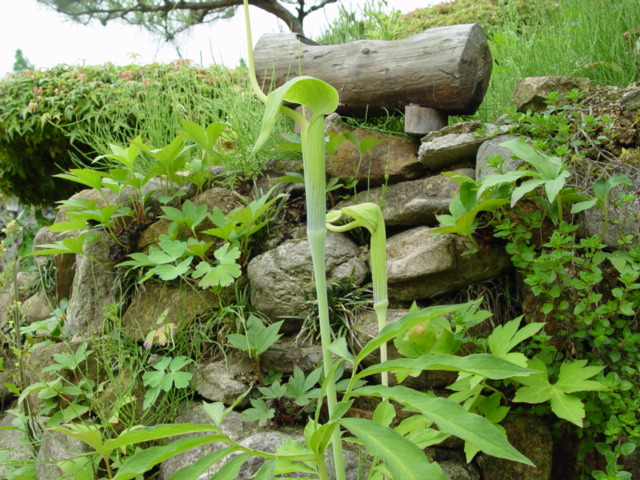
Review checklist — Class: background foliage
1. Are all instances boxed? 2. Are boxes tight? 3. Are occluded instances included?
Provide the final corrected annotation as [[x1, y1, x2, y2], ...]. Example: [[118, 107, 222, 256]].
[[0, 61, 288, 205]]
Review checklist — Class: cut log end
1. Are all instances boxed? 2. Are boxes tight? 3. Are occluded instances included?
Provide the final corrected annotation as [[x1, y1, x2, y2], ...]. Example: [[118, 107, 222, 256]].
[[404, 105, 449, 137]]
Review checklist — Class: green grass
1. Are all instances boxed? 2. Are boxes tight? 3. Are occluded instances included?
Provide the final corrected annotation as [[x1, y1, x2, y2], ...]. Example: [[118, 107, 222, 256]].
[[317, 0, 640, 123], [67, 64, 294, 184], [479, 0, 640, 120]]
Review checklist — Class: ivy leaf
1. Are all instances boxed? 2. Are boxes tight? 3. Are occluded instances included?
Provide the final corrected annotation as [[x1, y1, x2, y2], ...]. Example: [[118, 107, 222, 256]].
[[192, 243, 242, 288], [214, 243, 241, 264], [152, 238, 189, 263], [186, 239, 214, 260], [169, 356, 193, 373], [192, 261, 241, 289], [513, 357, 606, 426], [159, 370, 192, 391], [152, 257, 193, 281]]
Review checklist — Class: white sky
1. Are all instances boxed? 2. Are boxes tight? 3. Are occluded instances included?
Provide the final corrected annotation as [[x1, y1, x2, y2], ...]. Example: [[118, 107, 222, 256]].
[[1, 1, 440, 77]]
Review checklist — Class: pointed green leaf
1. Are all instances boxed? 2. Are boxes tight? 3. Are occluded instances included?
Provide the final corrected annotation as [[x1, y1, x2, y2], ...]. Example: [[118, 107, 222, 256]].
[[544, 170, 570, 204], [253, 458, 277, 480], [49, 424, 104, 452], [101, 424, 220, 454], [549, 390, 586, 427], [57, 456, 94, 480], [168, 447, 238, 480], [503, 139, 561, 179], [512, 357, 552, 404], [571, 199, 597, 214], [373, 400, 396, 428], [476, 170, 529, 198], [55, 169, 104, 190], [358, 353, 535, 381], [487, 317, 544, 366], [30, 232, 98, 256], [511, 179, 546, 207], [555, 360, 606, 394], [113, 435, 225, 480], [341, 418, 447, 480], [351, 385, 532, 465], [46, 217, 89, 232]]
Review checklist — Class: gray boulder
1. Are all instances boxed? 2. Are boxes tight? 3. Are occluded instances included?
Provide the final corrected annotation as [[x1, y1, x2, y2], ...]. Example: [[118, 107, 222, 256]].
[[192, 350, 256, 406], [260, 337, 323, 374], [439, 460, 481, 480], [0, 291, 12, 333], [418, 122, 507, 172], [386, 227, 512, 301], [37, 427, 91, 479], [476, 415, 553, 480], [159, 405, 260, 480], [21, 290, 53, 325], [325, 113, 424, 185], [580, 167, 640, 249], [159, 403, 364, 480], [247, 232, 368, 323], [0, 412, 33, 479], [32, 226, 56, 269], [23, 340, 102, 411], [428, 448, 482, 480], [336, 169, 472, 227], [510, 76, 590, 113], [63, 233, 116, 339], [620, 87, 640, 111], [476, 135, 526, 180], [121, 281, 220, 342]]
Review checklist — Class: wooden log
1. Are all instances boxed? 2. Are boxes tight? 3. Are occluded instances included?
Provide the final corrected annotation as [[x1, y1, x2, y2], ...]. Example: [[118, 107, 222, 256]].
[[254, 24, 492, 116]]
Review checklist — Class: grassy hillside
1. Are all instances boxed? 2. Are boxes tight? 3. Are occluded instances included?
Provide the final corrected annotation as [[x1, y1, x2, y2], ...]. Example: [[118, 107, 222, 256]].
[[317, 0, 640, 121]]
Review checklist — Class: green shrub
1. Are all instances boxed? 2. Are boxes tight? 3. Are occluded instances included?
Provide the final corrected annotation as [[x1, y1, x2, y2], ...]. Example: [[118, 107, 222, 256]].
[[0, 61, 284, 205]]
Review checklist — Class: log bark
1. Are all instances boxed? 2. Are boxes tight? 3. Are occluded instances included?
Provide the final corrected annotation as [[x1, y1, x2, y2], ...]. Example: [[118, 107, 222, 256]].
[[254, 24, 492, 115]]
